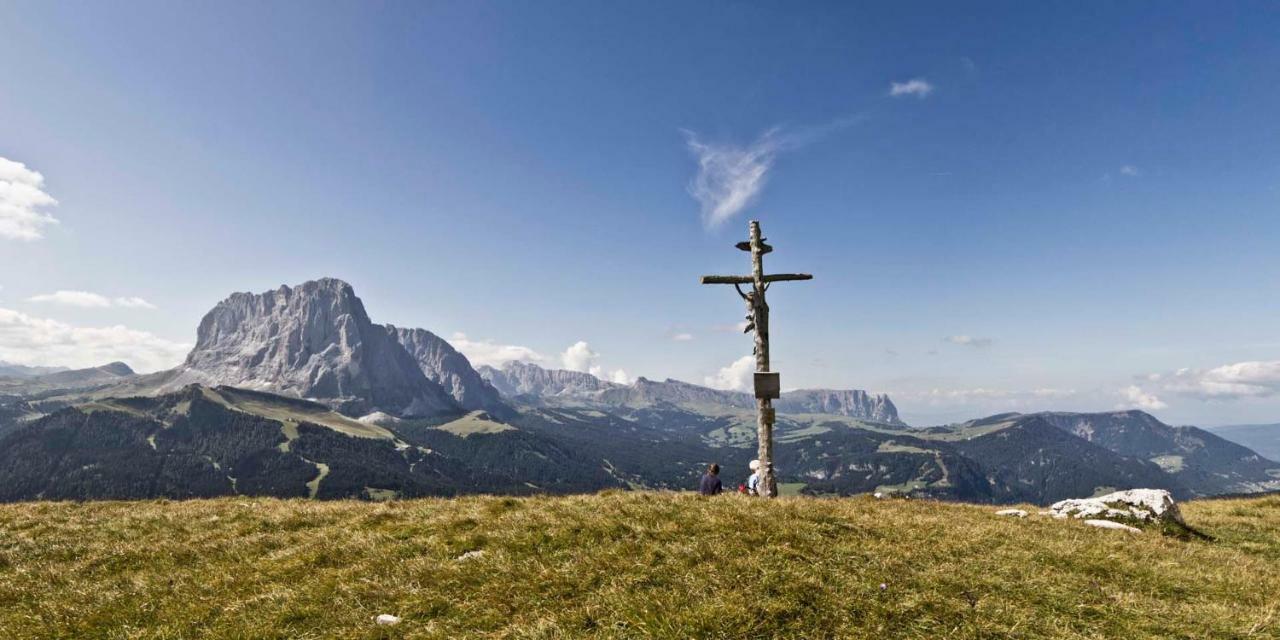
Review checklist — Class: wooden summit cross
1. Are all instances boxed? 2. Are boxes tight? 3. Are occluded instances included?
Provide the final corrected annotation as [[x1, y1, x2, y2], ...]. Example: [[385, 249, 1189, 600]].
[[700, 220, 812, 498]]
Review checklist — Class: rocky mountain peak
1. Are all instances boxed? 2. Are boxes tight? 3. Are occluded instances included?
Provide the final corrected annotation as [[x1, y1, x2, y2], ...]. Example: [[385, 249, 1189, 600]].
[[478, 361, 618, 398], [774, 389, 902, 425], [386, 325, 509, 416], [167, 278, 458, 417], [98, 362, 136, 377]]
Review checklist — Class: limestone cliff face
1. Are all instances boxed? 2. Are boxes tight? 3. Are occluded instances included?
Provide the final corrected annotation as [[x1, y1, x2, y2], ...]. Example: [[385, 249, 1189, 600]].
[[774, 390, 902, 425], [387, 325, 509, 415], [478, 361, 903, 424], [168, 278, 458, 417], [477, 361, 616, 398]]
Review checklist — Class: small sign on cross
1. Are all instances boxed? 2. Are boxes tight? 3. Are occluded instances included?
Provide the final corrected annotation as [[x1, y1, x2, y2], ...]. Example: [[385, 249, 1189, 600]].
[[754, 372, 780, 399]]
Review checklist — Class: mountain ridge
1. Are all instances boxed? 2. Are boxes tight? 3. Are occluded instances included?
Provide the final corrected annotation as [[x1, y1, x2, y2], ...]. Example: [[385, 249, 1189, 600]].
[[158, 278, 459, 417], [479, 360, 903, 424], [387, 325, 510, 417]]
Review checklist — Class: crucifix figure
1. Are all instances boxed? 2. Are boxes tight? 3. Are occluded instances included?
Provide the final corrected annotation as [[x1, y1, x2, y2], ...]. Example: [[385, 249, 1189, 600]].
[[700, 220, 812, 498]]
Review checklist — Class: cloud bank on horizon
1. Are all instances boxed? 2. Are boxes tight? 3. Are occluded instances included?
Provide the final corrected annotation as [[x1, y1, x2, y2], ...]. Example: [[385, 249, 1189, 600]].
[[0, 307, 188, 372]]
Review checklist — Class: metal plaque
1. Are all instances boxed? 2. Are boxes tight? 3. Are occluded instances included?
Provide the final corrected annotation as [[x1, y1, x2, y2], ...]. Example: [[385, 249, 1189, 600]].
[[754, 371, 780, 399]]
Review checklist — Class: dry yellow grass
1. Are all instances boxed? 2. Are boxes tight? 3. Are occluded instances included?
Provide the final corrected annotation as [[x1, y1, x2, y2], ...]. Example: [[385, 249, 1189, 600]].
[[1, 493, 1277, 639]]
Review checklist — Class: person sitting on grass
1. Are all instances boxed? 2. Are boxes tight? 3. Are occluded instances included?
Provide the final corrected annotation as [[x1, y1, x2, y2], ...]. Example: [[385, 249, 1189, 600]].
[[699, 463, 723, 495], [747, 459, 761, 496]]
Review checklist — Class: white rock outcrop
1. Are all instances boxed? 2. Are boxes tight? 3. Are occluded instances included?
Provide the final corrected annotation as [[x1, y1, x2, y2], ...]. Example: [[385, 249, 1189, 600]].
[[995, 509, 1028, 518], [374, 614, 401, 626], [1049, 489, 1184, 526]]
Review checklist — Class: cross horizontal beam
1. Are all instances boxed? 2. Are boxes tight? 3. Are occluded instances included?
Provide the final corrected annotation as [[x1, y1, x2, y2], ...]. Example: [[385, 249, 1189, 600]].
[[699, 273, 813, 285]]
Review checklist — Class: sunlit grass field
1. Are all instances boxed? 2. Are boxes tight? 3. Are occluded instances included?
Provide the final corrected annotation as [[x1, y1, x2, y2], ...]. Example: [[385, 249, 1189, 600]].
[[1, 492, 1277, 639]]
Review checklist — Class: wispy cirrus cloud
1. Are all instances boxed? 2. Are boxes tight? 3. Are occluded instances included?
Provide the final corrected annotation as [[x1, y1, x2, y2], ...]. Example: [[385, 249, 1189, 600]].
[[684, 128, 781, 228], [0, 156, 60, 241], [683, 116, 861, 228], [889, 78, 934, 98]]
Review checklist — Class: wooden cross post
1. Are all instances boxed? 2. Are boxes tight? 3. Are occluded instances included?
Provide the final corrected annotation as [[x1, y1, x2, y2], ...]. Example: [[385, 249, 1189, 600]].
[[700, 220, 812, 498]]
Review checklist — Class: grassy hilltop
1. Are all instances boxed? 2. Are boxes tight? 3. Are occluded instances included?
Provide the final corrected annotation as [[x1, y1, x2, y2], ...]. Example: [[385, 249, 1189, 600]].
[[1, 493, 1278, 639]]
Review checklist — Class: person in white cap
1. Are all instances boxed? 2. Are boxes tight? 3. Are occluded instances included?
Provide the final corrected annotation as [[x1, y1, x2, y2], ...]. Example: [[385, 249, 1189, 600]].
[[747, 459, 761, 496]]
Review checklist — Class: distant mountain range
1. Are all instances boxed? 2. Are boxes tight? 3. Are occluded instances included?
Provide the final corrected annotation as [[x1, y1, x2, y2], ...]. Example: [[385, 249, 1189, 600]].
[[0, 277, 1276, 504], [1208, 423, 1280, 462], [0, 361, 69, 378], [478, 361, 903, 424], [0, 361, 133, 392]]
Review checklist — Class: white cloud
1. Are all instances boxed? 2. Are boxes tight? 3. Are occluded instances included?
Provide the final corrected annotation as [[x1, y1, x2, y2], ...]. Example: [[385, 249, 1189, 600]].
[[671, 333, 694, 342], [944, 335, 993, 348], [889, 78, 934, 98], [0, 307, 188, 372], [1145, 360, 1280, 400], [29, 290, 110, 307], [449, 334, 634, 383], [561, 340, 598, 373], [704, 355, 755, 391], [1117, 385, 1167, 411], [448, 332, 545, 369], [0, 156, 60, 241], [684, 129, 780, 228], [683, 116, 861, 228], [560, 340, 631, 384], [114, 296, 157, 309], [28, 290, 157, 309], [1119, 165, 1141, 177]]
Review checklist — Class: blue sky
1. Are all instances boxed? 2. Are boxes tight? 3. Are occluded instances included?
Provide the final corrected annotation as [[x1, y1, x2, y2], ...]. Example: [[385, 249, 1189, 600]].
[[1, 2, 1278, 425]]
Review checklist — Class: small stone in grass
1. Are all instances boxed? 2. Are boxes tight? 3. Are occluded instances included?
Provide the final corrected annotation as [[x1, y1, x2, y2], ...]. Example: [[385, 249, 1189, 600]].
[[879, 583, 887, 590], [374, 614, 401, 626], [995, 509, 1028, 518], [1083, 519, 1142, 533], [456, 549, 486, 561]]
